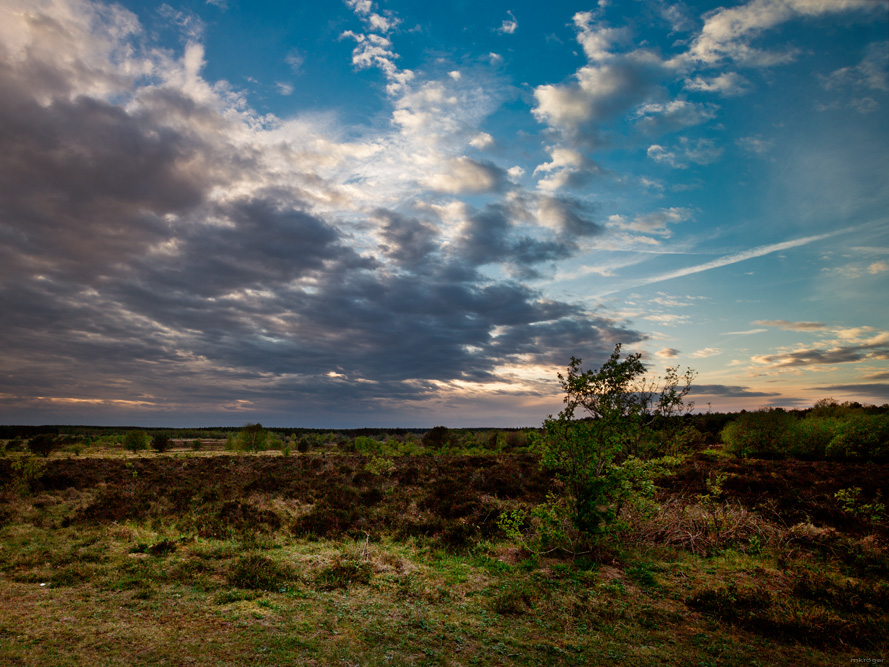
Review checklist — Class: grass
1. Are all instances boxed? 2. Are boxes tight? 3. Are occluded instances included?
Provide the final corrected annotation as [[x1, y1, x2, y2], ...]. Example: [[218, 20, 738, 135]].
[[0, 451, 887, 665]]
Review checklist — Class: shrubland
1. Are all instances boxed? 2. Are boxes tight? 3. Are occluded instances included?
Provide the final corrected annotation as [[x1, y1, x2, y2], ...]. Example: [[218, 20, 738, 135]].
[[0, 353, 887, 665]]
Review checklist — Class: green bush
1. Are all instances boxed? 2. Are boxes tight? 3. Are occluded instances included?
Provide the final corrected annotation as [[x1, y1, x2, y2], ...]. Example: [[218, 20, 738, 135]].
[[786, 417, 840, 459], [123, 430, 149, 453], [826, 414, 889, 461], [721, 409, 795, 458], [27, 433, 60, 458], [150, 433, 172, 453]]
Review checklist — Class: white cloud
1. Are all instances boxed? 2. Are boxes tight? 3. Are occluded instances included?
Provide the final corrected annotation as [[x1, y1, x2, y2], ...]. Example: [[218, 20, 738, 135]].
[[686, 0, 883, 68], [533, 147, 600, 191], [736, 135, 774, 155], [633, 99, 719, 133], [647, 138, 722, 168], [285, 50, 304, 73], [276, 82, 294, 95], [607, 207, 692, 238], [423, 157, 504, 194], [496, 10, 518, 35], [869, 261, 889, 274], [469, 132, 494, 149], [691, 347, 722, 358], [656, 347, 681, 358], [684, 71, 751, 96]]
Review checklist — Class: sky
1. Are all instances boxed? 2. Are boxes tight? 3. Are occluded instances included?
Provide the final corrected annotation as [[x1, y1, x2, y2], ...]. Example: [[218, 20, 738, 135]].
[[1, 0, 888, 428]]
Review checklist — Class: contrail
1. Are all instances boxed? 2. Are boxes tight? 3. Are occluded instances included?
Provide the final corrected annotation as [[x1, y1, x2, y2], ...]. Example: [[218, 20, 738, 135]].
[[590, 227, 852, 298]]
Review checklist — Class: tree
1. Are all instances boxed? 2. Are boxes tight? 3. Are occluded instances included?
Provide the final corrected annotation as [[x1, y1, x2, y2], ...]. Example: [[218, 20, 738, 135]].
[[235, 423, 269, 451], [422, 426, 451, 449], [123, 430, 149, 453], [151, 433, 172, 453], [540, 344, 695, 536], [27, 433, 59, 458]]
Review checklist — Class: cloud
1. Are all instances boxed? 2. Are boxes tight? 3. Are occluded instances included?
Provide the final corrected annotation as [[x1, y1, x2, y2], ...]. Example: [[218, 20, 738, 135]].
[[633, 100, 719, 134], [496, 10, 518, 35], [684, 72, 751, 96], [691, 347, 722, 358], [648, 138, 722, 168], [812, 384, 889, 401], [736, 135, 774, 155], [607, 207, 692, 239], [721, 328, 767, 335], [285, 50, 305, 73], [685, 0, 883, 68], [752, 332, 889, 368], [533, 147, 602, 191], [611, 229, 848, 293], [536, 197, 602, 237], [0, 0, 643, 424], [423, 157, 507, 194], [656, 347, 680, 358], [821, 41, 889, 100], [275, 82, 294, 95], [691, 384, 780, 398], [868, 261, 889, 274], [755, 320, 826, 331]]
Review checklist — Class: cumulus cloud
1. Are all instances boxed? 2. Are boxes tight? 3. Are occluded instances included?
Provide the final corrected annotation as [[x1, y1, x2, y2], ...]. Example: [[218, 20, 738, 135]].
[[423, 157, 507, 194], [533, 147, 603, 191]]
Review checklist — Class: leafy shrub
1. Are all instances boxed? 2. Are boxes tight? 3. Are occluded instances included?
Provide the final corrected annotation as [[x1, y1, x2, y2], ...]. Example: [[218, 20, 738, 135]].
[[150, 433, 172, 453], [123, 430, 149, 453], [9, 455, 47, 496], [721, 409, 795, 458], [536, 345, 695, 538], [422, 426, 452, 450], [786, 417, 840, 458], [826, 414, 889, 461], [27, 434, 60, 458]]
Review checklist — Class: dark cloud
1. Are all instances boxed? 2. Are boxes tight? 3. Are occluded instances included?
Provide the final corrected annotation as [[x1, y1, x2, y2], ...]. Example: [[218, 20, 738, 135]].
[[376, 209, 439, 269], [0, 1, 643, 426], [813, 384, 889, 401], [691, 385, 781, 398]]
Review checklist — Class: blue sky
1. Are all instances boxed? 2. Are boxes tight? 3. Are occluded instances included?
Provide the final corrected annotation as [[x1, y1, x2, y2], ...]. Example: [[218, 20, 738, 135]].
[[0, 0, 887, 427]]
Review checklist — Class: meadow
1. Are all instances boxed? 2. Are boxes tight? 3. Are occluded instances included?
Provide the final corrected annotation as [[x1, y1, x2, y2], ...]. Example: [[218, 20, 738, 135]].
[[0, 423, 887, 666]]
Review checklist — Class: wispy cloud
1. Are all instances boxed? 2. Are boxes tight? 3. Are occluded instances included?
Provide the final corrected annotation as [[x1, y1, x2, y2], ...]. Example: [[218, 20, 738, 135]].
[[755, 320, 826, 331]]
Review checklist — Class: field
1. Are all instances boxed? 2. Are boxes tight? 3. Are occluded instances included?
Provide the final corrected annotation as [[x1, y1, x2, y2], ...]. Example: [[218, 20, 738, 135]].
[[0, 444, 887, 666]]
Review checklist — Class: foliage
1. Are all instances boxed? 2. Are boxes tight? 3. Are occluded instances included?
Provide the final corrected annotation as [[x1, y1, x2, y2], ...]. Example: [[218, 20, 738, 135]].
[[422, 426, 452, 449], [721, 409, 795, 458], [365, 455, 395, 476], [835, 487, 886, 522], [123, 430, 149, 453], [26, 434, 60, 458], [534, 344, 695, 539], [150, 433, 172, 453], [228, 423, 269, 452], [9, 455, 47, 496], [722, 406, 889, 461]]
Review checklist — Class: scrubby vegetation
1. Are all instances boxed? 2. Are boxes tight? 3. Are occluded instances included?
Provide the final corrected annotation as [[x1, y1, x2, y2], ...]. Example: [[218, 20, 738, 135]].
[[1, 358, 888, 664]]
